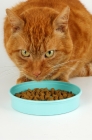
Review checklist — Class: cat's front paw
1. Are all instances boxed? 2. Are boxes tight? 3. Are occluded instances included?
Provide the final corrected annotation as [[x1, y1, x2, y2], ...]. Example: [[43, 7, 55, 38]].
[[16, 76, 30, 84], [58, 75, 69, 82]]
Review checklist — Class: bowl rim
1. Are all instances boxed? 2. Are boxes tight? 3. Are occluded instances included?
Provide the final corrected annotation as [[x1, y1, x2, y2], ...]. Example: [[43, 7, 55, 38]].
[[9, 81, 82, 104]]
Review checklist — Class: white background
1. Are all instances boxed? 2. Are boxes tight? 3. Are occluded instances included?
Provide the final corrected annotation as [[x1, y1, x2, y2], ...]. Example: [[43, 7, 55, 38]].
[[0, 0, 92, 140]]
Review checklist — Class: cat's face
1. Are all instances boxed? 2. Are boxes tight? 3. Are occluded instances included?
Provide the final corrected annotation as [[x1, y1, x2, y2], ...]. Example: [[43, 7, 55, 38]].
[[6, 6, 73, 81]]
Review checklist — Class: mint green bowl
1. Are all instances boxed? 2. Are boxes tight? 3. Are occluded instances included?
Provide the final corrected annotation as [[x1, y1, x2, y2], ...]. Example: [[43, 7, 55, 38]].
[[9, 81, 82, 116]]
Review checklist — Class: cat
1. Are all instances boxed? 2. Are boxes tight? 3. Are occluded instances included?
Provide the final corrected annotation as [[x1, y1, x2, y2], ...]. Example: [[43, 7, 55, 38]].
[[4, 0, 92, 83]]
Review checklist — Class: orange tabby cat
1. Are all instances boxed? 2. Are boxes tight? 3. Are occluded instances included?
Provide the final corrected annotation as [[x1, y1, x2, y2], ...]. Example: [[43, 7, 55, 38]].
[[4, 0, 92, 83]]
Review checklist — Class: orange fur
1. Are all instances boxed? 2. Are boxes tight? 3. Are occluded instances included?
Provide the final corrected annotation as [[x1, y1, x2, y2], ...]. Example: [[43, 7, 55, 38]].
[[4, 0, 92, 83]]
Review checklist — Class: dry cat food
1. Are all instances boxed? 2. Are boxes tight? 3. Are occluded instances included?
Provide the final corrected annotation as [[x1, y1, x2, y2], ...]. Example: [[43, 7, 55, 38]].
[[15, 88, 75, 101]]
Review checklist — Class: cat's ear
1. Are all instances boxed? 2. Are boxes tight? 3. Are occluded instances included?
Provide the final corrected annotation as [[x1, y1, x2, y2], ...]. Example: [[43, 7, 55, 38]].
[[53, 6, 70, 33], [6, 9, 24, 32]]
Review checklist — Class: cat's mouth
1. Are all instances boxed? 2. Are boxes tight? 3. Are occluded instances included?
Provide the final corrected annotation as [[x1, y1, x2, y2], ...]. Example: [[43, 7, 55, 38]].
[[32, 77, 42, 81], [26, 75, 44, 81], [30, 72, 52, 81], [24, 71, 51, 81]]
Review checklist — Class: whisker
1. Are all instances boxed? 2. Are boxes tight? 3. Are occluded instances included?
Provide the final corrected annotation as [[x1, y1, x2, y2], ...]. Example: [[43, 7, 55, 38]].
[[19, 69, 30, 78], [44, 59, 83, 78], [3, 58, 85, 81], [49, 59, 84, 70], [0, 70, 19, 78], [0, 67, 18, 75], [0, 65, 16, 68]]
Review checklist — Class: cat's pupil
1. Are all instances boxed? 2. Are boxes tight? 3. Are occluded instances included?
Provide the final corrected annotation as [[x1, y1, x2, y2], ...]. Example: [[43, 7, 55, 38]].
[[23, 50, 27, 55], [48, 51, 51, 54], [24, 51, 27, 54]]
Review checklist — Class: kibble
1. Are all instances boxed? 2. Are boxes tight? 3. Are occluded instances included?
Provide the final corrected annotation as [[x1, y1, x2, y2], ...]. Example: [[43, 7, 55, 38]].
[[15, 88, 75, 101]]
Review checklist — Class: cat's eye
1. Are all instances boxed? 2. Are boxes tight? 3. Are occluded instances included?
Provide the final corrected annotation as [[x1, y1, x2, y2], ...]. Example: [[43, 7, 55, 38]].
[[21, 50, 30, 57], [45, 50, 54, 58]]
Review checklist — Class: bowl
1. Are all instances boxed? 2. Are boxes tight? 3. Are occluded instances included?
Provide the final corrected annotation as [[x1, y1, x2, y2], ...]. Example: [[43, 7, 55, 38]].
[[9, 81, 82, 116]]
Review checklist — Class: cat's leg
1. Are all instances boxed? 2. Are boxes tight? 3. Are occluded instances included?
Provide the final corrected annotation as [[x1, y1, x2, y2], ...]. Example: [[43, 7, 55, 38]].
[[57, 62, 80, 82], [78, 63, 92, 77], [58, 72, 70, 82], [16, 73, 30, 84], [17, 76, 28, 84], [59, 62, 92, 80]]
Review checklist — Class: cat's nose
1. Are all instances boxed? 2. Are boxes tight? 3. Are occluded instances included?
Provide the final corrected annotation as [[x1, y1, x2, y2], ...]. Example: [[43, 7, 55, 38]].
[[33, 70, 41, 77]]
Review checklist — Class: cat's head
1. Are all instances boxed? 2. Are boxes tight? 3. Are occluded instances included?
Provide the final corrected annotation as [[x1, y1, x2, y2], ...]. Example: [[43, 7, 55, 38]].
[[5, 6, 73, 81]]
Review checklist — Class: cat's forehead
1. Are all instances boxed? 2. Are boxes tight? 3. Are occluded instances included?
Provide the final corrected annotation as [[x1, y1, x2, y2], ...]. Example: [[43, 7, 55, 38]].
[[29, 44, 45, 54], [20, 8, 59, 52], [21, 7, 58, 19], [23, 19, 53, 52], [23, 9, 55, 33], [21, 7, 58, 30]]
